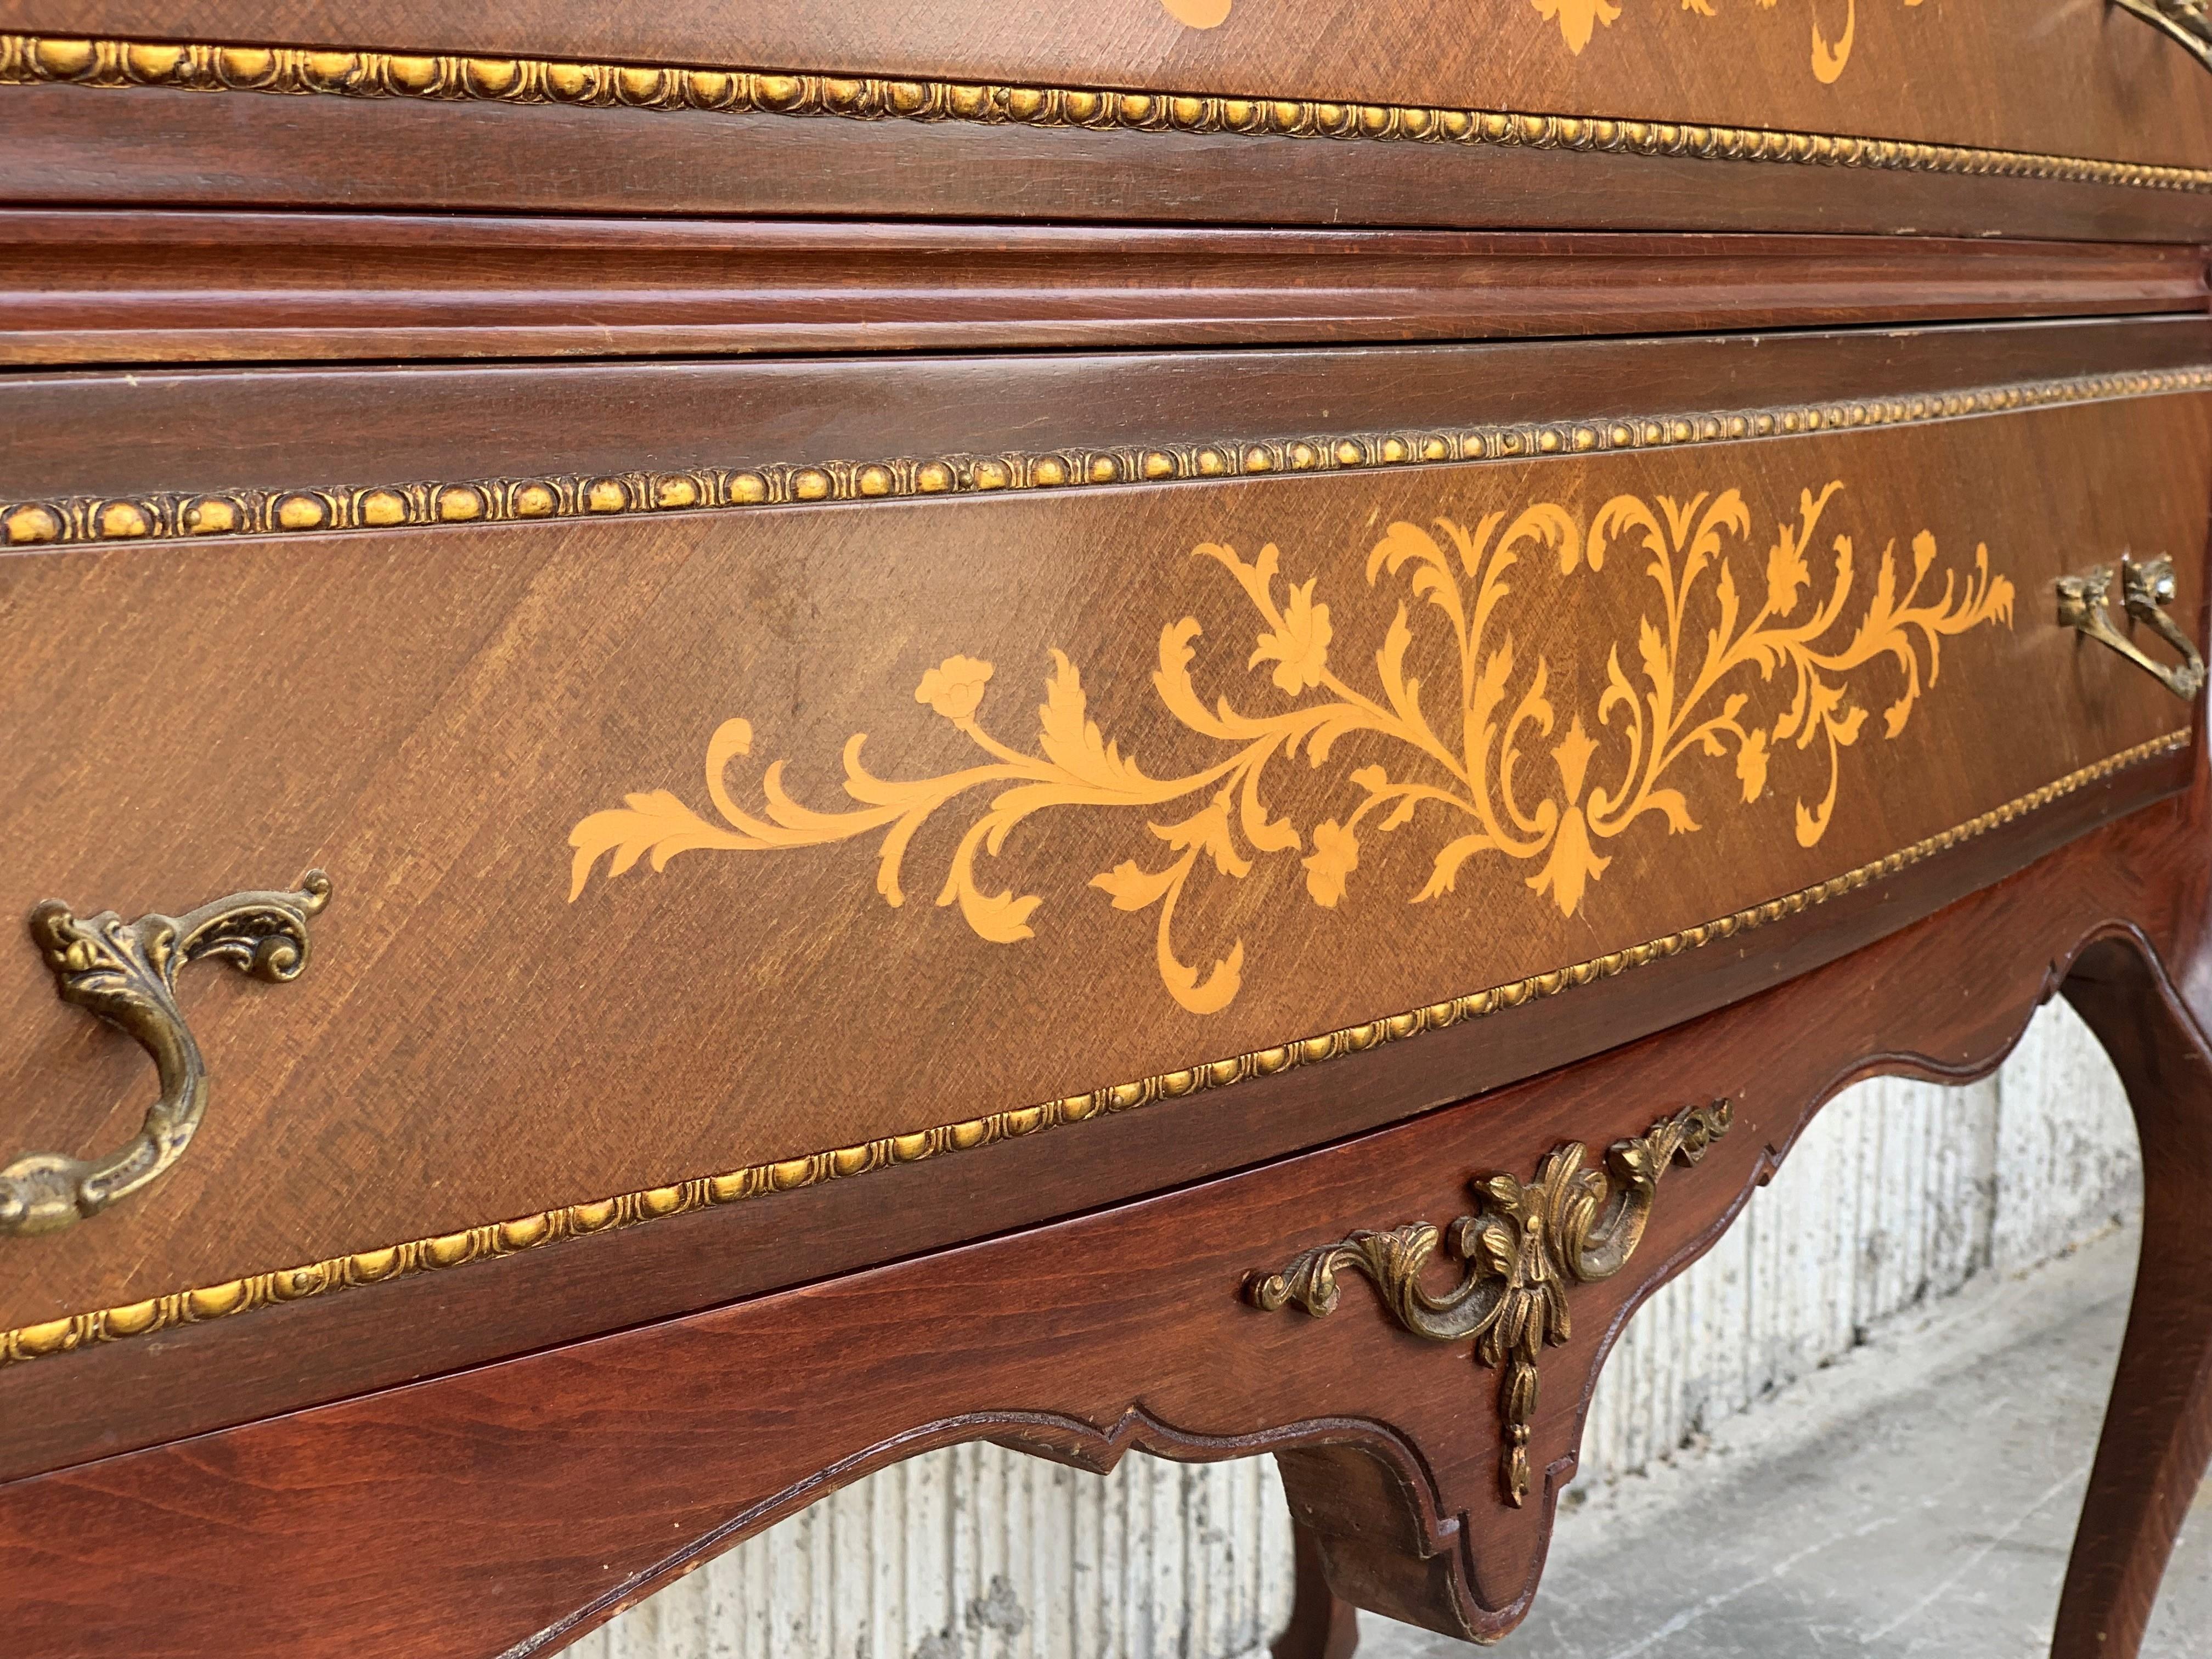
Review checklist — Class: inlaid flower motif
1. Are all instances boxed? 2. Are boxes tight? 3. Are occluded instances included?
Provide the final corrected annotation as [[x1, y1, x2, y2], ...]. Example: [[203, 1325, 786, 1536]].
[[1526, 718, 1611, 918], [1534, 0, 1623, 54], [1535, 0, 1888, 82], [1162, 0, 1890, 80], [1250, 576, 1332, 695], [1735, 727, 1771, 802], [915, 654, 994, 723], [1158, 0, 1233, 24], [1303, 819, 1361, 908], [571, 481, 2013, 1016], [1767, 504, 1813, 617]]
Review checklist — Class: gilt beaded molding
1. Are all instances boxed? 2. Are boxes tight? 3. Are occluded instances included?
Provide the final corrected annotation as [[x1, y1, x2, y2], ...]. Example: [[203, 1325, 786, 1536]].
[[0, 729, 2186, 1368], [7, 367, 2212, 551], [3, 30, 2211, 195]]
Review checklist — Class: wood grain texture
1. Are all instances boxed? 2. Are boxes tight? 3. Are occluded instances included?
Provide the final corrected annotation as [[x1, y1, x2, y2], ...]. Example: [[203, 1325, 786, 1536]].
[[2, 216, 2202, 366], [1275, 1525, 1360, 1659], [12, 319, 2212, 505], [0, 733, 2179, 1487], [0, 367, 2194, 1344], [4, 4, 2209, 1654], [3, 739, 2210, 1659], [1, 0, 2209, 170], [9, 82, 2212, 244]]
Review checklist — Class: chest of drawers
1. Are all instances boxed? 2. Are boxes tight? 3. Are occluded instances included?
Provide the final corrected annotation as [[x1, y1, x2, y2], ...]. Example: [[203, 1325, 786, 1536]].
[[4, 6, 2212, 1657]]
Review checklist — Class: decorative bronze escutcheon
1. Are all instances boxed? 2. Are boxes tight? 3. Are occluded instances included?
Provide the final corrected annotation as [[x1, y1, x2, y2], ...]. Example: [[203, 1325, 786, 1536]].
[[1, 872, 331, 1237], [1247, 1099, 1733, 1508], [2057, 554, 2206, 702]]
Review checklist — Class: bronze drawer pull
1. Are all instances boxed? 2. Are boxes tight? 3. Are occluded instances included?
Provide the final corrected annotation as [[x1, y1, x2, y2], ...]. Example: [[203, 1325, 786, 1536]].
[[0, 872, 330, 1238], [2112, 0, 2212, 69], [2058, 555, 2206, 701]]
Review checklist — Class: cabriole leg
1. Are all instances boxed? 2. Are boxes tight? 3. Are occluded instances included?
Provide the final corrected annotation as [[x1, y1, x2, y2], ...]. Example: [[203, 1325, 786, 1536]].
[[1271, 1520, 1362, 1659], [2051, 937, 2212, 1659]]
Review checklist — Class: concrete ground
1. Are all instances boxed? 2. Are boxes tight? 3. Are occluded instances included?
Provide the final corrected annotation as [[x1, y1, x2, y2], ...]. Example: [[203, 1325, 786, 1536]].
[[1360, 1222, 2209, 1658]]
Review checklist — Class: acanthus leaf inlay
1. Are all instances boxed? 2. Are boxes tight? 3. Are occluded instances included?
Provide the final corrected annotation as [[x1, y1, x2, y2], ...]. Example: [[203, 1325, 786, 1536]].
[[568, 482, 2015, 1013]]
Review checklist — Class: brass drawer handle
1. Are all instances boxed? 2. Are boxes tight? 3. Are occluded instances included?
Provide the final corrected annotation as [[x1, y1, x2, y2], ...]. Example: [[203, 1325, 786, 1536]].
[[2113, 0, 2212, 69], [2058, 555, 2206, 702], [1, 872, 330, 1238]]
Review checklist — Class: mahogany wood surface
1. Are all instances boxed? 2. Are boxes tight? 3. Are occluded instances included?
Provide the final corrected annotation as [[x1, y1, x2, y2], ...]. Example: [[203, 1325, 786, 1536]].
[[5, 4, 2212, 1655], [10, 318, 2212, 502], [1274, 1527, 1361, 1659], [2, 217, 2201, 366], [5, 0, 2210, 168], [2053, 938, 2212, 1657], [10, 84, 2212, 245], [3, 732, 2210, 1659], [0, 331, 2194, 1350], [0, 731, 2181, 1488], [1, 314, 2207, 1495]]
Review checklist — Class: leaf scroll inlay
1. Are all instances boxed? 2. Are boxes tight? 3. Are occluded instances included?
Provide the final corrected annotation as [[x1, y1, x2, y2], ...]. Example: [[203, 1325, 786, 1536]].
[[1155, 0, 1916, 82], [1539, 0, 1908, 81], [567, 482, 2013, 1014]]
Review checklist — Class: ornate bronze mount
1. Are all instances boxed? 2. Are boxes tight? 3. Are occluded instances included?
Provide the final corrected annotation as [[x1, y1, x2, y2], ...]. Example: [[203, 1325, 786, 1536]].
[[2112, 0, 2212, 71], [1248, 1099, 1733, 1507], [2058, 555, 2206, 702], [1, 872, 331, 1238]]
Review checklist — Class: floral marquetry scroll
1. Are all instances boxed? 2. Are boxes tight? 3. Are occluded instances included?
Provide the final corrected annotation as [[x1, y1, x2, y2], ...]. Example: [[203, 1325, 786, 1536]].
[[1156, 0, 1913, 84], [568, 480, 2014, 1015], [1536, 0, 1912, 81], [1248, 1098, 1734, 1506]]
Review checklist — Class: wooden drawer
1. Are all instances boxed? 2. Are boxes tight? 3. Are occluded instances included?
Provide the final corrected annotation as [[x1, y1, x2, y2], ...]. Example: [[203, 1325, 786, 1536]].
[[0, 317, 2203, 1409]]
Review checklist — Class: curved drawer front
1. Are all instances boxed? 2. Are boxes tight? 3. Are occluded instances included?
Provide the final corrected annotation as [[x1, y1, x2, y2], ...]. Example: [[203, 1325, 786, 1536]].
[[4, 1, 2212, 183], [0, 328, 2202, 1350]]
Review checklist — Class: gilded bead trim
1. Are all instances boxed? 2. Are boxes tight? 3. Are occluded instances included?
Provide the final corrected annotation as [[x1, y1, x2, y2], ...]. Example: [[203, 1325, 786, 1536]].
[[8, 366, 2212, 551], [0, 729, 2187, 1367], [2, 30, 2210, 195]]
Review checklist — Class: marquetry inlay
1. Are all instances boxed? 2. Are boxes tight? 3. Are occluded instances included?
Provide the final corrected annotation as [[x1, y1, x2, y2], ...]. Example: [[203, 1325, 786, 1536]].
[[0, 730, 2184, 1370], [571, 481, 2013, 1013], [1163, 0, 1898, 83]]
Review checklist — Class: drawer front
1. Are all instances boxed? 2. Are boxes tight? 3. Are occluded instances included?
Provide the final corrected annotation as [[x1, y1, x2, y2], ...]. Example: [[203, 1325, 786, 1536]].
[[0, 328, 2202, 1353], [4, 1, 2212, 183]]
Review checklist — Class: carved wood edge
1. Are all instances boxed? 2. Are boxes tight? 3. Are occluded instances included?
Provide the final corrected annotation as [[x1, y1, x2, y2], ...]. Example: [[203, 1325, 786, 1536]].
[[1232, 917, 2208, 1645], [488, 910, 2210, 1655], [0, 841, 2200, 1659], [1215, 911, 2205, 1643], [505, 1406, 1453, 1658], [2044, 930, 2212, 1659], [0, 731, 2185, 1372], [8, 365, 2212, 551], [4, 31, 2210, 194]]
